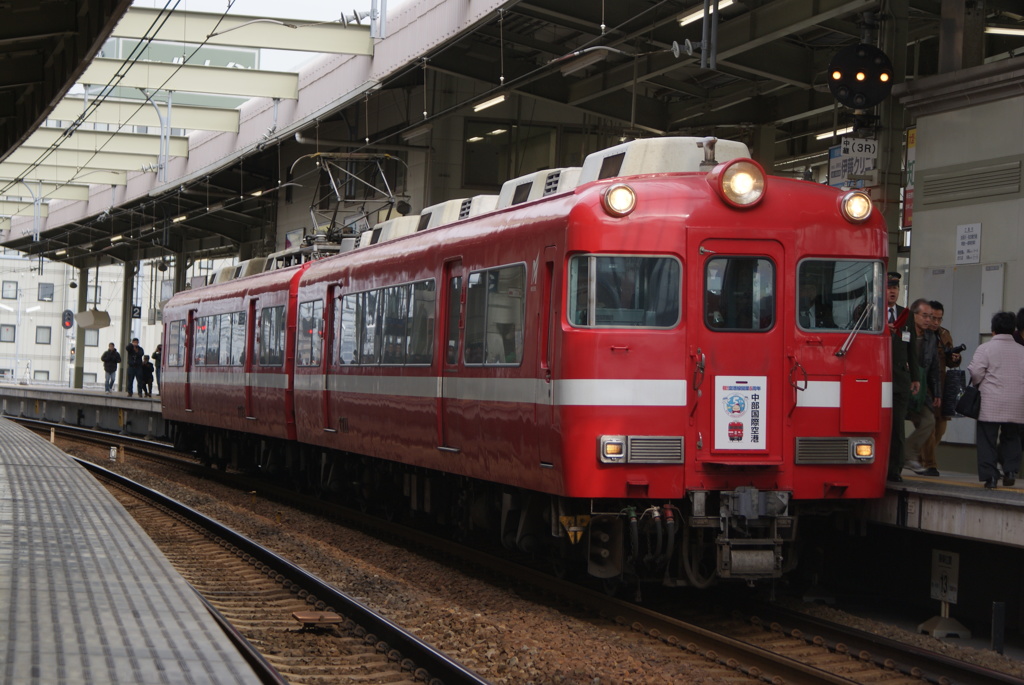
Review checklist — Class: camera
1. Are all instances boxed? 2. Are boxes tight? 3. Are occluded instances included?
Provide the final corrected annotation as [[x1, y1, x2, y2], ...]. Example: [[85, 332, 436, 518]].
[[945, 343, 967, 354]]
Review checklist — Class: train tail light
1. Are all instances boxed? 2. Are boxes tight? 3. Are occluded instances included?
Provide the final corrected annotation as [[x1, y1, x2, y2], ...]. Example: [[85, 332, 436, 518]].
[[706, 158, 766, 208], [840, 191, 873, 223], [601, 183, 636, 217]]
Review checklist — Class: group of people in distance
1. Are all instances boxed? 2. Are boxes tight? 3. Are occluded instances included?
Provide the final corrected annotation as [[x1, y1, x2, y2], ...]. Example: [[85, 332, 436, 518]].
[[888, 271, 1024, 489], [100, 339, 162, 398]]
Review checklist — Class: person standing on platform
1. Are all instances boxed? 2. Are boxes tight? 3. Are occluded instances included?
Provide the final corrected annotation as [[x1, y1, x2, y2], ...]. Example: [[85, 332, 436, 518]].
[[124, 338, 145, 397], [100, 343, 121, 394], [905, 299, 941, 475], [886, 272, 918, 482], [151, 343, 163, 395], [1014, 308, 1024, 347], [139, 355, 155, 398], [968, 311, 1024, 488], [922, 301, 961, 471]]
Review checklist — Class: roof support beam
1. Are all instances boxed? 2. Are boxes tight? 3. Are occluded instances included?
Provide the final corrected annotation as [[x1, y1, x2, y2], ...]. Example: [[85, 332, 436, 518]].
[[0, 182, 90, 202], [0, 164, 126, 186], [25, 127, 189, 157], [0, 201, 48, 218], [80, 59, 300, 100], [113, 8, 373, 56], [50, 97, 240, 133], [4, 147, 157, 172]]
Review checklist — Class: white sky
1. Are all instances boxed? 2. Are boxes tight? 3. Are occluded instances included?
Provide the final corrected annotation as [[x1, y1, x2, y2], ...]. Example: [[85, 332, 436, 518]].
[[131, 0, 375, 71]]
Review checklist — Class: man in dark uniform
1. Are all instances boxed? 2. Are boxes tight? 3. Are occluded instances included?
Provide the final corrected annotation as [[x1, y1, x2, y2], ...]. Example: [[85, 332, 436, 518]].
[[886, 272, 919, 482]]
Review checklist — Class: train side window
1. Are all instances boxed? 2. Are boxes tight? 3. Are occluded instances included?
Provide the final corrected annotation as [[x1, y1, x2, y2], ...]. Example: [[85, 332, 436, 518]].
[[259, 306, 286, 366], [797, 259, 884, 331], [194, 317, 208, 365], [297, 300, 325, 366], [569, 255, 681, 328], [408, 280, 435, 365], [231, 312, 246, 365], [167, 319, 185, 366], [381, 285, 411, 365], [360, 291, 381, 364], [465, 264, 526, 365], [207, 315, 222, 365], [338, 295, 358, 364], [704, 257, 774, 331]]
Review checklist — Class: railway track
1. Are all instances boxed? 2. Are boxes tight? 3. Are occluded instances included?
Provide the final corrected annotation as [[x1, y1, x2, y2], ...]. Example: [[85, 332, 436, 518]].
[[80, 457, 488, 685], [32, 419, 1024, 685]]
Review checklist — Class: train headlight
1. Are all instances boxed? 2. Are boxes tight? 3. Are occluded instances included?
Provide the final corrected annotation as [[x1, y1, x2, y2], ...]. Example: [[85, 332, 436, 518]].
[[600, 436, 627, 463], [852, 440, 874, 461], [602, 184, 637, 217], [707, 158, 766, 208], [840, 191, 873, 222]]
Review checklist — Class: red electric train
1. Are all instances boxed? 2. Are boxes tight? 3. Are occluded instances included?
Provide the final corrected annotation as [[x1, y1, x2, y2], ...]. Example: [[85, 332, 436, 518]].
[[162, 137, 891, 587]]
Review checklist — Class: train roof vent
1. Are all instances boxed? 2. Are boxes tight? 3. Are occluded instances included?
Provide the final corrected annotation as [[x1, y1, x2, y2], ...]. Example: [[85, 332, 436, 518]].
[[235, 259, 265, 279], [497, 168, 582, 208], [212, 265, 236, 284], [356, 229, 376, 248], [339, 237, 358, 252], [578, 137, 750, 184], [375, 216, 421, 243], [422, 195, 498, 230], [542, 167, 581, 196]]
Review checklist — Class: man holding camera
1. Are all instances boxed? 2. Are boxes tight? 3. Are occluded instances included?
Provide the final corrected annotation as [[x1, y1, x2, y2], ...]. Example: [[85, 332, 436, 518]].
[[921, 301, 961, 473]]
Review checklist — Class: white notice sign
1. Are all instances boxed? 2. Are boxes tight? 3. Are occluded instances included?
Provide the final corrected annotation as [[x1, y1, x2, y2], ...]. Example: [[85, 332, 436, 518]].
[[930, 549, 959, 604], [715, 376, 767, 450], [955, 223, 981, 264]]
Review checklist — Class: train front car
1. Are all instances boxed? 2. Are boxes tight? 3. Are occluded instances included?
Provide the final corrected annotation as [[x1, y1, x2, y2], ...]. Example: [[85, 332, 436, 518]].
[[559, 138, 890, 587]]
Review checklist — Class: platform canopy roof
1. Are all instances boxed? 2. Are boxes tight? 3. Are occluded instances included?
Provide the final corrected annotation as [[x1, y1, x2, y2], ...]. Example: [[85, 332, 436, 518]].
[[1, 0, 1023, 268], [0, 3, 373, 247]]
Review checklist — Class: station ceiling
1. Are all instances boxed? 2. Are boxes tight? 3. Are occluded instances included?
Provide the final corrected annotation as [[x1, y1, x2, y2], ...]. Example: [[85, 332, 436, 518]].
[[1, 0, 1023, 269]]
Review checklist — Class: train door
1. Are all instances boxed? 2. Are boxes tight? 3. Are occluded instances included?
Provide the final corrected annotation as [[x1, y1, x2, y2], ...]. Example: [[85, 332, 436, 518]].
[[438, 259, 464, 452], [321, 284, 340, 433], [535, 246, 557, 467], [184, 309, 196, 412], [243, 298, 257, 420], [690, 238, 784, 464]]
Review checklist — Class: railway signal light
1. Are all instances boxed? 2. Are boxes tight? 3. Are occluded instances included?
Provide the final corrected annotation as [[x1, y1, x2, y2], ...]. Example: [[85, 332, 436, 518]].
[[828, 44, 893, 109], [61, 310, 74, 329]]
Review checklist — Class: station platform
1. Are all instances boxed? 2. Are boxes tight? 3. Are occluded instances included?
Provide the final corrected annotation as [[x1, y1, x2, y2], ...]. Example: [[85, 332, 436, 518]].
[[869, 467, 1024, 547], [0, 382, 165, 439], [0, 417, 263, 683]]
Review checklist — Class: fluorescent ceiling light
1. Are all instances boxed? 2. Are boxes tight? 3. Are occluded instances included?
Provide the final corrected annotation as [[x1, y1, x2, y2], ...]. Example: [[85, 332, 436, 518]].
[[55, 249, 67, 256], [487, 128, 507, 135], [679, 0, 734, 27], [466, 136, 484, 143], [172, 215, 187, 223], [0, 304, 12, 312], [110, 234, 124, 243], [985, 26, 1024, 36], [26, 306, 40, 313], [473, 94, 506, 112], [815, 126, 853, 140]]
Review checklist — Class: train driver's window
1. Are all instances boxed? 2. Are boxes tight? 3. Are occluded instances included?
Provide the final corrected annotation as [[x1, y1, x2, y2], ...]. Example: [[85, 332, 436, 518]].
[[797, 260, 884, 331], [704, 257, 774, 331]]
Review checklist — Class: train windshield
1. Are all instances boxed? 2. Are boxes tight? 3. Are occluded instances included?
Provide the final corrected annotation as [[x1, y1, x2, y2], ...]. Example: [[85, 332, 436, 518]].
[[796, 260, 885, 332], [568, 255, 681, 328], [704, 257, 774, 331]]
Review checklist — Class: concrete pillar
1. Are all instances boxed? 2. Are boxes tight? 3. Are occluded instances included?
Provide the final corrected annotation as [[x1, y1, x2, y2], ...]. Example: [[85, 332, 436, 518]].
[[938, 0, 986, 74], [73, 266, 88, 389]]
